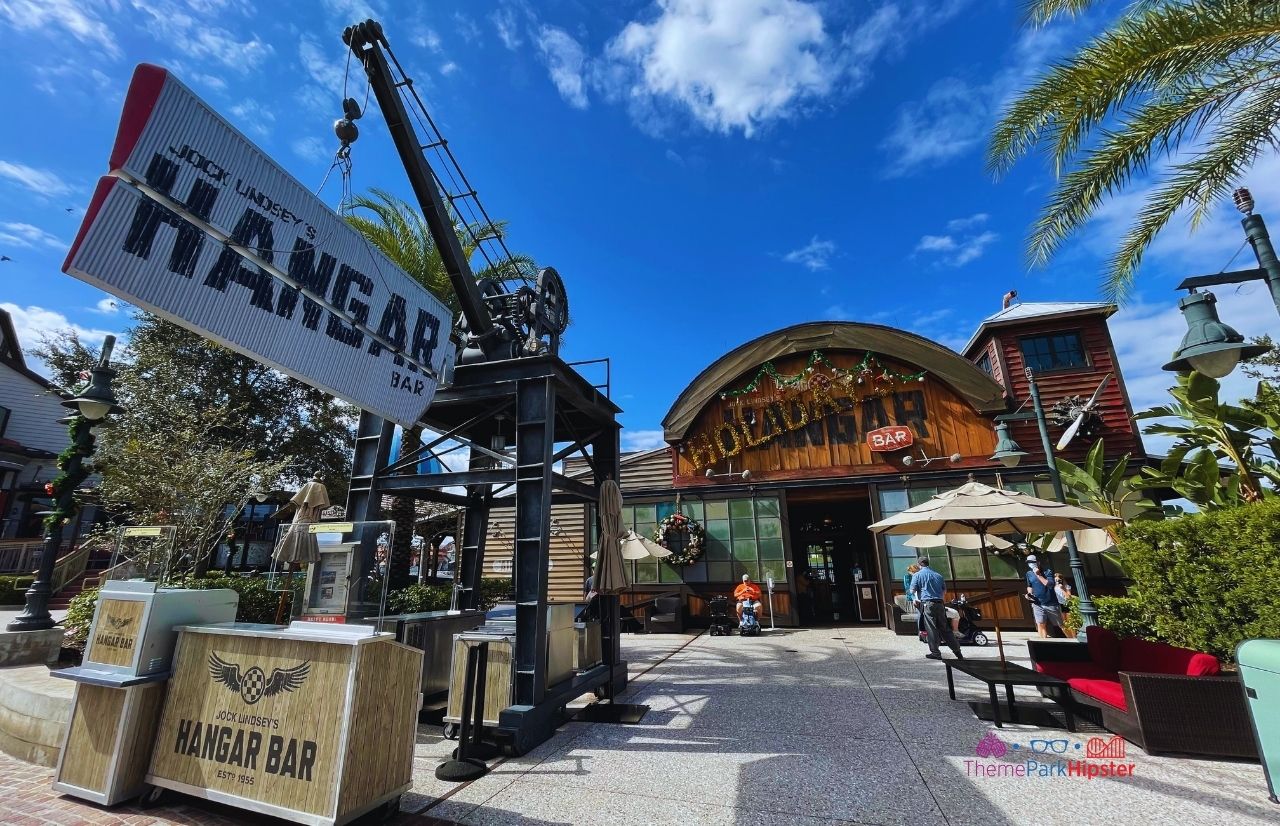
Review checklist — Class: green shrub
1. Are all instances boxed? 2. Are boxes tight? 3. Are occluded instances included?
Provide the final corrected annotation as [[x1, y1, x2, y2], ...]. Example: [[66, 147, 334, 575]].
[[387, 577, 513, 615], [0, 575, 34, 605], [62, 574, 285, 651], [1115, 499, 1280, 661], [1065, 595, 1156, 640]]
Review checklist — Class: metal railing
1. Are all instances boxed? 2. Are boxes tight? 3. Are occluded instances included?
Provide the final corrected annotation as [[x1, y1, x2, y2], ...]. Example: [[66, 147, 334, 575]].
[[0, 539, 73, 574]]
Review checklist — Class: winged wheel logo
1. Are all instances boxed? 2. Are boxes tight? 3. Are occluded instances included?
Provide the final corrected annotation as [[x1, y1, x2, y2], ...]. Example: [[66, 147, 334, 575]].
[[107, 615, 133, 630], [208, 652, 310, 705]]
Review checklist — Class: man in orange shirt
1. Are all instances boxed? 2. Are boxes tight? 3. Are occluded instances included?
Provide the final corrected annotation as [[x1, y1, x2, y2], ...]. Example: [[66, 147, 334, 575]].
[[734, 574, 763, 622]]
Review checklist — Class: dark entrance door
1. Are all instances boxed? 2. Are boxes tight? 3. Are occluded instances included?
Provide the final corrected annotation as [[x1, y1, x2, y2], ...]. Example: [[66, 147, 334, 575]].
[[788, 497, 875, 625]]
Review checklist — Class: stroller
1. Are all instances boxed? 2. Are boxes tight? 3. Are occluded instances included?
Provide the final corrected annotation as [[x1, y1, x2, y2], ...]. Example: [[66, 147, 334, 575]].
[[707, 596, 734, 636]]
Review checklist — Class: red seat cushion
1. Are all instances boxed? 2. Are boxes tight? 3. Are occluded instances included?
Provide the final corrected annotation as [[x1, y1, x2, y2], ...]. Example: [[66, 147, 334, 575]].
[[1036, 660, 1119, 682], [1120, 637, 1221, 676], [1067, 676, 1128, 711], [1086, 625, 1121, 672]]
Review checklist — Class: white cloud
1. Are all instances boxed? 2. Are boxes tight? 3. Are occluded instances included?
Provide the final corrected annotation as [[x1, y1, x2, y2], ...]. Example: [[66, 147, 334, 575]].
[[825, 304, 853, 320], [454, 12, 482, 43], [603, 0, 835, 137], [0, 0, 121, 59], [0, 222, 64, 249], [783, 236, 837, 271], [622, 429, 668, 452], [412, 26, 442, 51], [491, 6, 523, 50], [0, 304, 117, 374], [93, 298, 121, 315], [440, 61, 460, 77], [914, 220, 998, 267], [947, 213, 989, 232], [131, 0, 272, 72], [0, 161, 73, 197], [881, 21, 1076, 176], [298, 35, 349, 111], [536, 26, 588, 109], [229, 99, 275, 138], [292, 136, 332, 163]]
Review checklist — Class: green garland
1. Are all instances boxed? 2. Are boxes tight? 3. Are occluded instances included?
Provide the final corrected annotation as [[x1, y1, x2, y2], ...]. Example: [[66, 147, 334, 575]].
[[720, 350, 927, 399], [653, 513, 706, 567], [42, 416, 90, 531]]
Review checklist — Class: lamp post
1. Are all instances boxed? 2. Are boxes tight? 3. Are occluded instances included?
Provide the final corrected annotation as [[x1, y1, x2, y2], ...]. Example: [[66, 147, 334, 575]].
[[989, 367, 1098, 637], [1165, 188, 1280, 377], [8, 336, 121, 632]]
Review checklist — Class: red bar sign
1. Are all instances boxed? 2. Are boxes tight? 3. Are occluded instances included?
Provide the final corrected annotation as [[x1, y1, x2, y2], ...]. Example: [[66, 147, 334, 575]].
[[866, 425, 913, 452]]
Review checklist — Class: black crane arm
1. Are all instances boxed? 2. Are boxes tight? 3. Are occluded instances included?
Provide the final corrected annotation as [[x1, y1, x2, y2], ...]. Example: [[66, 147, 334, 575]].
[[342, 19, 501, 360]]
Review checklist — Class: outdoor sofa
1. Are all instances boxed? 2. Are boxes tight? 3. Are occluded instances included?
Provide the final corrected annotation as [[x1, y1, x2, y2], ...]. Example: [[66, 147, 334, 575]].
[[1028, 626, 1257, 759]]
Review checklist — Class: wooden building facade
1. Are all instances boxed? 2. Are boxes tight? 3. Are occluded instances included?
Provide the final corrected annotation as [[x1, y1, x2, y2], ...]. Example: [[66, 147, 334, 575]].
[[483, 303, 1139, 630]]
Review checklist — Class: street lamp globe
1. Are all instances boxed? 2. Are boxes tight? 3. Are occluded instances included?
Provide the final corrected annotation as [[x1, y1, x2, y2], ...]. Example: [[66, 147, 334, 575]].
[[62, 362, 122, 422], [1162, 290, 1268, 378]]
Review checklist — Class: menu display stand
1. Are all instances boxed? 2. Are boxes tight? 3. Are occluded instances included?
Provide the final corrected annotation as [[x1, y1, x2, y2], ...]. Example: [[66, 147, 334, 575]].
[[146, 621, 422, 826]]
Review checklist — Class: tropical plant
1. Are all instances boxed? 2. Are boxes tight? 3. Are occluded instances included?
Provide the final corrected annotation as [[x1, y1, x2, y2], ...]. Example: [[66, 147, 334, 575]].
[[346, 189, 536, 593], [1136, 371, 1280, 508], [988, 0, 1280, 300]]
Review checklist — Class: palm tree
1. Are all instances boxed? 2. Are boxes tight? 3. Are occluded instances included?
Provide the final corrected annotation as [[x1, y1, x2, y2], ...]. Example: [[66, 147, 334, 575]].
[[988, 0, 1280, 301], [346, 189, 536, 591]]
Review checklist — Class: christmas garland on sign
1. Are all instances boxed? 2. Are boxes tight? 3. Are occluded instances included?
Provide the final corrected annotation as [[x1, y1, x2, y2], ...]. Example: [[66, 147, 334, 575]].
[[719, 349, 927, 399], [653, 513, 706, 567]]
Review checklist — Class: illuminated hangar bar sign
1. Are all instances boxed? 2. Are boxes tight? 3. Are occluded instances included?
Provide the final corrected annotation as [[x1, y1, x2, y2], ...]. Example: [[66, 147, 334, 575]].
[[63, 65, 452, 427]]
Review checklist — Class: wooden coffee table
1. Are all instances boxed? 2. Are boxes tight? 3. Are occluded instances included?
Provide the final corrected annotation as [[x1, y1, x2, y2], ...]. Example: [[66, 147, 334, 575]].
[[944, 658, 1075, 730]]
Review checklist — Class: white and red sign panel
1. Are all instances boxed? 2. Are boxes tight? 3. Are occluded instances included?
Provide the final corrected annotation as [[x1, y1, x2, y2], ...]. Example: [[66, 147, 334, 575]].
[[866, 425, 913, 452], [64, 64, 451, 427]]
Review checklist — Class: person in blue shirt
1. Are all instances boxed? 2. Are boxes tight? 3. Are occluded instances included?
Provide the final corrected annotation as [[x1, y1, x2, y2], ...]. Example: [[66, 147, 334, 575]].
[[910, 557, 963, 660], [1024, 554, 1065, 638]]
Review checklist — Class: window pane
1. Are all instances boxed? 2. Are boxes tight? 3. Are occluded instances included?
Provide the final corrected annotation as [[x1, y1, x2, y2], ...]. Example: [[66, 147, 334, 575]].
[[705, 500, 729, 519], [756, 497, 780, 517], [656, 501, 675, 520], [708, 561, 735, 582], [885, 535, 916, 558], [680, 501, 703, 520], [758, 538, 784, 559], [659, 562, 685, 583], [987, 554, 1019, 579], [950, 549, 984, 579], [756, 518, 782, 539], [634, 560, 659, 583], [730, 518, 755, 538], [879, 489, 909, 514], [729, 499, 754, 519], [738, 562, 761, 580], [634, 506, 656, 523], [706, 520, 730, 541], [760, 559, 787, 583], [704, 537, 730, 561], [636, 522, 657, 540], [732, 539, 756, 561], [909, 487, 938, 506], [888, 557, 914, 580], [925, 548, 951, 578]]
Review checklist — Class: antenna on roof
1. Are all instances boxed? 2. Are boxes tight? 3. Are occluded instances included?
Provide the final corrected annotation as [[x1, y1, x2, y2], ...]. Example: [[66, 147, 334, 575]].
[[1002, 289, 1018, 310]]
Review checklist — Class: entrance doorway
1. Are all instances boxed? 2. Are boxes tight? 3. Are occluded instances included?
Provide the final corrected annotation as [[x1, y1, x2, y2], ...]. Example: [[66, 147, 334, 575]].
[[788, 496, 877, 625]]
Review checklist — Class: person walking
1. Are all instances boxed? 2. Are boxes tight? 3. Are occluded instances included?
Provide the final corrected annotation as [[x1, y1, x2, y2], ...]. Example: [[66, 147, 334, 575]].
[[1025, 554, 1066, 638], [910, 557, 963, 660]]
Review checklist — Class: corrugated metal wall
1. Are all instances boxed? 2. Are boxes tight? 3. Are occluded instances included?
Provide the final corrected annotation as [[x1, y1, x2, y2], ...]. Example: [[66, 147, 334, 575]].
[[482, 502, 589, 603]]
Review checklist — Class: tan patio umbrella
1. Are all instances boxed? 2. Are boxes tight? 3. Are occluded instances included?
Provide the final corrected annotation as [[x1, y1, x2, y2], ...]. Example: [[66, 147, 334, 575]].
[[619, 529, 672, 560], [1045, 528, 1114, 555], [905, 533, 1013, 550], [592, 479, 628, 593], [869, 480, 1121, 666]]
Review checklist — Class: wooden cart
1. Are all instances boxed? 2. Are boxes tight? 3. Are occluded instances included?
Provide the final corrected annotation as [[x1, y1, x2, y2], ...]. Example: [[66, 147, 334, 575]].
[[146, 621, 422, 826]]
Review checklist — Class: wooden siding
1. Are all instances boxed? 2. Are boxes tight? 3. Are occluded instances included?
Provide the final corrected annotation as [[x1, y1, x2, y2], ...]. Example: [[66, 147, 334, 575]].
[[992, 318, 1144, 463], [482, 502, 589, 603], [672, 350, 999, 484], [0, 366, 66, 454]]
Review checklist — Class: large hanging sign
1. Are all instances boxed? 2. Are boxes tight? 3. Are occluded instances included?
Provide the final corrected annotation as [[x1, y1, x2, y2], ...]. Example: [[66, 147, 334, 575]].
[[63, 64, 451, 427]]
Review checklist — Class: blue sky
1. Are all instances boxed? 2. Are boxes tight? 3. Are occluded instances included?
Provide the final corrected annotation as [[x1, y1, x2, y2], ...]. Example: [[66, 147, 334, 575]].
[[1, 0, 1276, 453]]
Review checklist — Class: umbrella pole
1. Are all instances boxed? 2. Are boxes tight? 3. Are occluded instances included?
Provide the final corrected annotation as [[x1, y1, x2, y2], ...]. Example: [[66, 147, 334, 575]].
[[976, 528, 1007, 668]]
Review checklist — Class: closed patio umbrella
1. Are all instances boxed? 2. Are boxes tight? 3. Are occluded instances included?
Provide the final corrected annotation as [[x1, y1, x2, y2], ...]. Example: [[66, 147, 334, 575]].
[[869, 480, 1121, 665], [592, 479, 627, 593]]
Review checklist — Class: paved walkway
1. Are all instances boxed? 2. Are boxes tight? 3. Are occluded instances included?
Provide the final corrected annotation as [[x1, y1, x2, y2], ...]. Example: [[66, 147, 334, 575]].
[[2, 627, 1275, 825]]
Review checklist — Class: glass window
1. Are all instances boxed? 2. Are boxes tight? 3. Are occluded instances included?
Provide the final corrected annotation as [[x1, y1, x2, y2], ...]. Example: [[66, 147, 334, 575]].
[[656, 501, 675, 520], [909, 486, 939, 506], [706, 520, 730, 541], [732, 539, 756, 561], [1020, 332, 1086, 372], [760, 559, 787, 583], [0, 405, 9, 438], [975, 353, 992, 376], [704, 536, 730, 561], [756, 498, 780, 517], [705, 500, 729, 520], [728, 499, 754, 519], [879, 489, 909, 515], [634, 559, 659, 583], [730, 518, 755, 538], [758, 538, 784, 559], [634, 505, 657, 524], [708, 562, 735, 581], [756, 518, 782, 539], [680, 501, 703, 520]]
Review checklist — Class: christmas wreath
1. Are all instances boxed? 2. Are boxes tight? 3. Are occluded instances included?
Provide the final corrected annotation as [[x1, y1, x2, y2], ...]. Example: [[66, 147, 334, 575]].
[[653, 513, 706, 567]]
